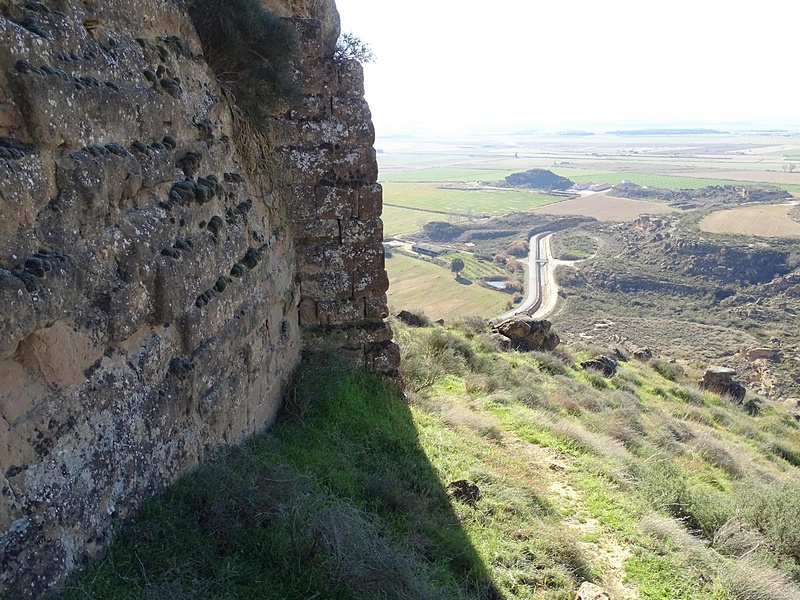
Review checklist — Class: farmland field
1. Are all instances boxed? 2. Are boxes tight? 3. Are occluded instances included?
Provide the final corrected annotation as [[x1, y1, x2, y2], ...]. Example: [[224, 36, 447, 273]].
[[549, 167, 797, 191], [698, 203, 800, 237], [674, 170, 800, 189], [380, 163, 800, 194], [385, 253, 509, 320], [381, 206, 440, 236], [529, 193, 678, 221], [444, 251, 513, 281], [382, 182, 561, 215], [381, 167, 516, 183]]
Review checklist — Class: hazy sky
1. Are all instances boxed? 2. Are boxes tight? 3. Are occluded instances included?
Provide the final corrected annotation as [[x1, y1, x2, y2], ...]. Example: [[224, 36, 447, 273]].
[[334, 0, 799, 135]]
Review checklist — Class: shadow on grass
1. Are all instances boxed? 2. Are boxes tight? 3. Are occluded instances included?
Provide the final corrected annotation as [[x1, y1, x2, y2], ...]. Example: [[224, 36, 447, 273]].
[[57, 352, 503, 599], [455, 275, 473, 285]]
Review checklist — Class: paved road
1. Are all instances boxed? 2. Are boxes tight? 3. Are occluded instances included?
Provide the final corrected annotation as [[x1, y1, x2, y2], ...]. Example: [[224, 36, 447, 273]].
[[492, 232, 549, 322]]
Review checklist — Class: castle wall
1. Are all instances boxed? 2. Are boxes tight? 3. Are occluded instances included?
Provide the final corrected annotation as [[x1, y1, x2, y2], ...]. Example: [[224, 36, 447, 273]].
[[0, 0, 395, 595]]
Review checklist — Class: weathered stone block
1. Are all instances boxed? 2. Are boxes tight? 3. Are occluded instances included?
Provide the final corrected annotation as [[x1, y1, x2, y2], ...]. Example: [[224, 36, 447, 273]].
[[316, 297, 365, 325], [288, 95, 332, 121], [337, 60, 365, 98], [332, 97, 372, 124], [289, 185, 317, 219], [285, 17, 324, 58], [347, 119, 375, 146], [358, 184, 383, 220], [342, 217, 384, 246], [293, 217, 340, 244], [299, 269, 353, 300], [298, 297, 318, 326], [316, 185, 357, 219], [366, 340, 401, 373], [365, 294, 389, 319], [0, 156, 57, 263], [298, 57, 340, 95]]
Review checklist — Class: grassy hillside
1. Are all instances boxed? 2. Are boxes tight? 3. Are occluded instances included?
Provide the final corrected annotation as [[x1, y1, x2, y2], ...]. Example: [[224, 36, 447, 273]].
[[57, 321, 800, 600], [386, 253, 510, 320]]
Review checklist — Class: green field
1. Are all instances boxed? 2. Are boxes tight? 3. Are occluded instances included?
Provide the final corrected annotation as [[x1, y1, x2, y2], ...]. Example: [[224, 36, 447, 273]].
[[381, 205, 440, 236], [381, 167, 516, 183], [383, 182, 561, 216], [444, 251, 511, 281], [381, 164, 800, 194], [386, 253, 509, 320]]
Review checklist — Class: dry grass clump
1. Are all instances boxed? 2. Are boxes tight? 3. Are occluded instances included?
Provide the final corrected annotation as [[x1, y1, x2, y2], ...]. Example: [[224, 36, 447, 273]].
[[546, 417, 629, 460], [650, 414, 695, 454], [650, 358, 686, 382], [633, 456, 735, 539], [440, 404, 504, 442], [529, 350, 573, 376], [691, 432, 743, 479], [723, 557, 800, 600], [640, 512, 715, 565], [670, 384, 706, 405], [313, 503, 438, 599], [548, 375, 603, 414], [590, 404, 645, 449], [640, 514, 800, 600]]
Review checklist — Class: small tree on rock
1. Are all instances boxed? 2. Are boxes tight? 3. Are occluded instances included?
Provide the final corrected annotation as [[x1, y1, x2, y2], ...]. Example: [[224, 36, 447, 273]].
[[333, 33, 375, 63], [450, 258, 465, 278]]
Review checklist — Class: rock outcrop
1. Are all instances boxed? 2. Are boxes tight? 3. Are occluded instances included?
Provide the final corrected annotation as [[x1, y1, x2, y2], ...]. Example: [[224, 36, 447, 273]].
[[575, 581, 611, 600], [698, 366, 746, 402], [0, 0, 395, 595], [492, 316, 560, 352], [580, 355, 617, 377]]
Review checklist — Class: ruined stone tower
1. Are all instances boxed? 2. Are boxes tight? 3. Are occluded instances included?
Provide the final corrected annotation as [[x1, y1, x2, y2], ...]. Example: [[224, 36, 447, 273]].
[[0, 0, 397, 595]]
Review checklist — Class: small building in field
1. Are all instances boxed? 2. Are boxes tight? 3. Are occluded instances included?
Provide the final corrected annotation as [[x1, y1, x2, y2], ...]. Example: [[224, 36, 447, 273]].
[[589, 183, 612, 192], [412, 243, 451, 257]]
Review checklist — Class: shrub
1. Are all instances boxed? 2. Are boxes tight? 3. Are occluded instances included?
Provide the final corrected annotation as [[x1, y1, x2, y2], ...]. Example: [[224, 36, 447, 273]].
[[189, 0, 299, 122], [530, 351, 571, 376], [671, 384, 705, 405], [651, 358, 685, 382], [692, 433, 742, 479], [506, 240, 529, 257], [333, 32, 375, 62], [737, 480, 800, 564], [724, 557, 800, 600], [634, 457, 734, 539], [451, 316, 488, 335]]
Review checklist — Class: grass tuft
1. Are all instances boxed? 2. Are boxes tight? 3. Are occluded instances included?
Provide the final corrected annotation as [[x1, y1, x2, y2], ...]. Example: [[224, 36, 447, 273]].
[[189, 0, 299, 123]]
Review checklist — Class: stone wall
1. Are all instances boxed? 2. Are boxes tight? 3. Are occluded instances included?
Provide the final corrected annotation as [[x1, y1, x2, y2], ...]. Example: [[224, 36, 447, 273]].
[[0, 0, 395, 596], [273, 22, 399, 376]]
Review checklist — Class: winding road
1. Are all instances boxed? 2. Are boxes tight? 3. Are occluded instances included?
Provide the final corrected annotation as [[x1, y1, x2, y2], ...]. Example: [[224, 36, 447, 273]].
[[492, 232, 564, 322]]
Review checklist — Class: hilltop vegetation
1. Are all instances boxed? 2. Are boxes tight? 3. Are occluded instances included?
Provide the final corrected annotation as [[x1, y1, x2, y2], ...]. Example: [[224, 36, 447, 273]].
[[504, 169, 575, 191], [58, 320, 800, 599]]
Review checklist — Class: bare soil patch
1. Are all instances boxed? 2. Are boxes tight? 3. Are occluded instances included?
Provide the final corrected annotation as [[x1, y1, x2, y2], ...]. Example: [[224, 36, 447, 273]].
[[699, 203, 800, 237], [530, 194, 677, 222]]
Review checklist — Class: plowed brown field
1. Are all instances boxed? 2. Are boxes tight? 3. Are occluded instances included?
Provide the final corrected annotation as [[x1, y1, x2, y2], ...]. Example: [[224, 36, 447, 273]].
[[530, 193, 677, 221], [699, 203, 800, 237]]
